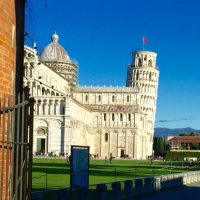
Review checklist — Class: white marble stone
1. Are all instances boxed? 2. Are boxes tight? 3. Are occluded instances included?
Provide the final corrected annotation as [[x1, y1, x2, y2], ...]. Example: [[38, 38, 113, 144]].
[[24, 34, 159, 159]]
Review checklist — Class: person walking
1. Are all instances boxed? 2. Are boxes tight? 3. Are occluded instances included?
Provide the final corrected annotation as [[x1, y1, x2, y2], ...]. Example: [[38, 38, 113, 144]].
[[109, 156, 112, 164], [105, 156, 108, 164]]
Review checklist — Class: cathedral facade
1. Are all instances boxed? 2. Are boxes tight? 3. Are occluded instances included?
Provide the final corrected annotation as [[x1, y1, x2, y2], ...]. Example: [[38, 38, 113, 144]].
[[23, 33, 159, 159]]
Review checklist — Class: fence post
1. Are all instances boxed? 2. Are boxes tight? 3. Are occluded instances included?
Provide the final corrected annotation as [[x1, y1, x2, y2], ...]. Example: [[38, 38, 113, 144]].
[[114, 168, 117, 181], [46, 173, 48, 190], [135, 167, 136, 179], [27, 96, 34, 199], [96, 183, 107, 200], [112, 182, 121, 200], [124, 180, 133, 199], [153, 165, 155, 177], [135, 179, 143, 195]]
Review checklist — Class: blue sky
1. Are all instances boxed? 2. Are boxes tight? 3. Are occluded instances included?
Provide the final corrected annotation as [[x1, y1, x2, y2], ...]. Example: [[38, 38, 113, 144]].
[[26, 0, 200, 129]]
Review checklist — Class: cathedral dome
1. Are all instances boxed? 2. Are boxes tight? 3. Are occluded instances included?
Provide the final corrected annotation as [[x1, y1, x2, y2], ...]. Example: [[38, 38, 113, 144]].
[[40, 33, 71, 63]]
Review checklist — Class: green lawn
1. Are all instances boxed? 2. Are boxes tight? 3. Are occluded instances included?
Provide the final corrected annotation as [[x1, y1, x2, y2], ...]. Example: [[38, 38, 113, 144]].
[[32, 157, 200, 191]]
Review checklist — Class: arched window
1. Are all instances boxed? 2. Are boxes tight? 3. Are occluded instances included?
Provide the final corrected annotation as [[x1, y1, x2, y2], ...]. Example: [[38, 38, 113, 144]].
[[85, 95, 88, 102], [112, 95, 115, 102], [120, 113, 123, 121], [98, 95, 101, 102], [128, 113, 131, 121], [42, 87, 45, 95], [136, 71, 139, 80], [149, 72, 152, 81], [127, 96, 130, 102], [37, 128, 45, 135], [104, 113, 106, 121], [105, 133, 108, 142], [112, 113, 115, 121], [148, 59, 152, 67], [138, 58, 142, 67]]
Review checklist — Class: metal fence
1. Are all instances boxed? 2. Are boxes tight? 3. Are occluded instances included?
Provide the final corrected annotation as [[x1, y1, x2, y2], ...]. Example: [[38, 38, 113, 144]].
[[32, 170, 200, 200], [32, 178, 146, 200], [0, 88, 34, 200]]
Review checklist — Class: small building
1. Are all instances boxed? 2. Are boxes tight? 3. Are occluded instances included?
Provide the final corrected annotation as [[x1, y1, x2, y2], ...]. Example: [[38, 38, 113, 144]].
[[168, 136, 200, 151]]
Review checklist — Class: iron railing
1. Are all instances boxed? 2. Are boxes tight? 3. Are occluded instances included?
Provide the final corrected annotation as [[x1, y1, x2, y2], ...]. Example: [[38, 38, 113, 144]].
[[0, 87, 34, 200]]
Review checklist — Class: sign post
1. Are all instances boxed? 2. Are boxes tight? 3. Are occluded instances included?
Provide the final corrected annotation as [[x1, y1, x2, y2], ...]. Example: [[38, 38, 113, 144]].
[[70, 145, 89, 190]]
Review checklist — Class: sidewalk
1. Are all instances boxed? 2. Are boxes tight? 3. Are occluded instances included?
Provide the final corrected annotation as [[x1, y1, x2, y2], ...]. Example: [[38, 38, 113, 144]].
[[140, 182, 200, 200]]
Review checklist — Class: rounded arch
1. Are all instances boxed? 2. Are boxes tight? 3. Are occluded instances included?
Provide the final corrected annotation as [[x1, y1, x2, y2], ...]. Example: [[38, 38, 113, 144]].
[[36, 127, 47, 135], [35, 119, 48, 129]]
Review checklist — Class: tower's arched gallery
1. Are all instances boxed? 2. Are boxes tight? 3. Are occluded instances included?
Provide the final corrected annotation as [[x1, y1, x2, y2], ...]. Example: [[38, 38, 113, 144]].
[[24, 33, 159, 159]]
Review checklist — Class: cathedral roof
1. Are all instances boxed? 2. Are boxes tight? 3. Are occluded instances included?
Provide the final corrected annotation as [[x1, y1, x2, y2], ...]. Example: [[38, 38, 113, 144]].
[[74, 86, 139, 93], [40, 33, 71, 63], [84, 105, 142, 113]]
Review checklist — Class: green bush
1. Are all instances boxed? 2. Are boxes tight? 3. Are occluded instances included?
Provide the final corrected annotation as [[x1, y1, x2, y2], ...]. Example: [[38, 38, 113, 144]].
[[166, 151, 200, 161]]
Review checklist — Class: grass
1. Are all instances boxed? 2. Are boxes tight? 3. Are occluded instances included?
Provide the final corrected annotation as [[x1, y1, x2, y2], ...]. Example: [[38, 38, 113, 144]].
[[32, 157, 200, 191]]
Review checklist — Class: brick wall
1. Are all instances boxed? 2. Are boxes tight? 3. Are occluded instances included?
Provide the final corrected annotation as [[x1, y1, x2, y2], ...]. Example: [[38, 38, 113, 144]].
[[0, 0, 16, 199], [0, 0, 16, 98]]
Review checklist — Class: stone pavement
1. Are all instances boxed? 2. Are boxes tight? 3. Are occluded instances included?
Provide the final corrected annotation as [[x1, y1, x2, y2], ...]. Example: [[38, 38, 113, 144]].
[[140, 182, 200, 200]]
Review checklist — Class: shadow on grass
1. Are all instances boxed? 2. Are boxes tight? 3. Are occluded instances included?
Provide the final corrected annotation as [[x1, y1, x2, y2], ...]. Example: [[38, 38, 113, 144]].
[[33, 164, 187, 179]]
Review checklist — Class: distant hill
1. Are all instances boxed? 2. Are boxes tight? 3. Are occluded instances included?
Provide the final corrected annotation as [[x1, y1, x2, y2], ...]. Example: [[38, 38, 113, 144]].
[[154, 127, 200, 139]]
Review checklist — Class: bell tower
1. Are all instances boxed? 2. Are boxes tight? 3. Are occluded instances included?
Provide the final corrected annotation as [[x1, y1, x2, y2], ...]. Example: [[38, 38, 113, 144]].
[[126, 50, 159, 156]]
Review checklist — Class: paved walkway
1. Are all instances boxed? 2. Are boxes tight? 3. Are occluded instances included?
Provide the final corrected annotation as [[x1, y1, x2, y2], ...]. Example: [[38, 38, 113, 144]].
[[140, 183, 200, 200]]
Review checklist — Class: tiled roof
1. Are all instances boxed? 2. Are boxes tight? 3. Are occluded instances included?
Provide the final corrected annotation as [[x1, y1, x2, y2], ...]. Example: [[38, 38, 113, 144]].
[[169, 136, 200, 143]]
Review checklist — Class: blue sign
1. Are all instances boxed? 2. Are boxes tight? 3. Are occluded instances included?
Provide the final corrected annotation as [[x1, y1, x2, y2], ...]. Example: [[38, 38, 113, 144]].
[[70, 146, 89, 189]]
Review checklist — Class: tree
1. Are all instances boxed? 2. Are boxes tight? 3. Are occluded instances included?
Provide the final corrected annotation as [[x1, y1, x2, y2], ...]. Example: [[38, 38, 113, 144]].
[[153, 136, 168, 156], [158, 137, 164, 154], [179, 132, 200, 136]]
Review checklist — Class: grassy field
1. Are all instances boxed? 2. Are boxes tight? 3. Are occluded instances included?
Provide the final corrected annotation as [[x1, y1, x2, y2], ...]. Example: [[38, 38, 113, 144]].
[[32, 157, 200, 191]]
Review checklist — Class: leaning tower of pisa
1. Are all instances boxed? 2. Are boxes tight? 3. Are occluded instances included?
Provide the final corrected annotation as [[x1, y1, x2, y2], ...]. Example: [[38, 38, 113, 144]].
[[126, 50, 159, 156]]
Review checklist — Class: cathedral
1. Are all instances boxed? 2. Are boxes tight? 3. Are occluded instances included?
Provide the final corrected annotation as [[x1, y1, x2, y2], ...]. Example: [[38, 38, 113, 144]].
[[23, 33, 159, 159]]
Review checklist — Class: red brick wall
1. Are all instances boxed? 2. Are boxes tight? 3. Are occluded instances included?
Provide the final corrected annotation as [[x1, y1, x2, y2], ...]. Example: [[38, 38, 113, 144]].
[[0, 0, 16, 98], [0, 1, 16, 199]]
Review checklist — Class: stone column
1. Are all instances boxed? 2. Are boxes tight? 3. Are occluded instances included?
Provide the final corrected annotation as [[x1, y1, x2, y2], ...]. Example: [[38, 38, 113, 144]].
[[48, 100, 53, 115], [134, 134, 138, 159], [100, 131, 102, 157], [44, 100, 48, 115], [116, 132, 119, 158], [132, 133, 135, 159], [54, 100, 59, 115], [108, 132, 111, 156], [38, 101, 42, 115], [50, 100, 54, 115]]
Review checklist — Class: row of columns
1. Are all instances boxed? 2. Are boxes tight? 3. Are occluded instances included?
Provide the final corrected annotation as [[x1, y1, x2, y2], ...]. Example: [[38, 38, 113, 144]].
[[24, 80, 61, 97], [34, 98, 65, 115], [24, 58, 62, 90], [137, 84, 157, 95], [79, 93, 136, 105], [133, 69, 158, 82], [140, 96, 156, 107], [97, 131, 147, 159], [97, 113, 136, 128]]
